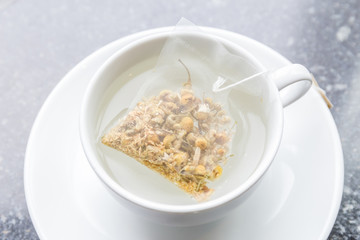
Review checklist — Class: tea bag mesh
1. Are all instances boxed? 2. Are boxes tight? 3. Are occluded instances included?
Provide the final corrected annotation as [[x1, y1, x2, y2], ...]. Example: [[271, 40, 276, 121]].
[[101, 18, 261, 201]]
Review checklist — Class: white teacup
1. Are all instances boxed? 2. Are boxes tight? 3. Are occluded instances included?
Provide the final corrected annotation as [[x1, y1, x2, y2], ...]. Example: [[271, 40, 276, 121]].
[[80, 31, 312, 226]]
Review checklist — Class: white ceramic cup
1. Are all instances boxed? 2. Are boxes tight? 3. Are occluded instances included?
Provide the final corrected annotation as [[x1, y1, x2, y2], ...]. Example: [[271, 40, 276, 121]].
[[80, 31, 312, 226]]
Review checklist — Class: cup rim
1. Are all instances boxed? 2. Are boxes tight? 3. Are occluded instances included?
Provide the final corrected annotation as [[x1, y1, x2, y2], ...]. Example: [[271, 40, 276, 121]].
[[80, 30, 284, 213]]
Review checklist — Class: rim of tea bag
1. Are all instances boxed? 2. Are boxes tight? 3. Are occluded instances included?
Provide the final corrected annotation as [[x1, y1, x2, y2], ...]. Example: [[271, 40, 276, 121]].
[[129, 18, 261, 108]]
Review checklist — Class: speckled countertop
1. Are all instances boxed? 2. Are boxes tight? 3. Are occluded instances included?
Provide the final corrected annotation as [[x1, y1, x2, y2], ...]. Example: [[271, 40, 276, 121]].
[[0, 0, 359, 239]]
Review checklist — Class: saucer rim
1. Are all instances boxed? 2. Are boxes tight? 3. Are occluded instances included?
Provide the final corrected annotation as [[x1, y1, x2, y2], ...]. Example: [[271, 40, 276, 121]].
[[24, 26, 344, 240]]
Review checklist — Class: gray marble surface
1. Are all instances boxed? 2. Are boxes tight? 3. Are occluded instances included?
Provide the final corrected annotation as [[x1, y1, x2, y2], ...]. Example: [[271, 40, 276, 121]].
[[0, 0, 359, 239]]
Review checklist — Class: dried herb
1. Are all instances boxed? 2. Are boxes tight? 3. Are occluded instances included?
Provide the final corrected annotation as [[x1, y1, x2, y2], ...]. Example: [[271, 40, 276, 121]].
[[102, 60, 233, 201]]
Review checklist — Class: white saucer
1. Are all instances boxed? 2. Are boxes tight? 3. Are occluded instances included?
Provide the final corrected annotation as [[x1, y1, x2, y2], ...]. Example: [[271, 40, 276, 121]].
[[24, 27, 344, 240]]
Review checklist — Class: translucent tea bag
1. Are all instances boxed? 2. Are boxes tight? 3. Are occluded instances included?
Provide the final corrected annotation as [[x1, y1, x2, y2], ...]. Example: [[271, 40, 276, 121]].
[[101, 18, 260, 201]]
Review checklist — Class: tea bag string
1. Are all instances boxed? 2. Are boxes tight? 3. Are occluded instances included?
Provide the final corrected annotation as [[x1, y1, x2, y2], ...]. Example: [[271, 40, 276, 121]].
[[212, 71, 267, 93]]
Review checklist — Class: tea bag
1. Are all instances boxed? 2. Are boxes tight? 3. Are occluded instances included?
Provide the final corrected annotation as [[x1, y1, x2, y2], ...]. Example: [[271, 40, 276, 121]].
[[101, 18, 260, 201]]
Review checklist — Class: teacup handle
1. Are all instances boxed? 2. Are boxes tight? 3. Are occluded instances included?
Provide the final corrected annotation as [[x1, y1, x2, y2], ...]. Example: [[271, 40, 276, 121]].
[[268, 64, 313, 107]]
